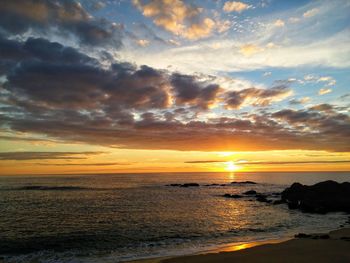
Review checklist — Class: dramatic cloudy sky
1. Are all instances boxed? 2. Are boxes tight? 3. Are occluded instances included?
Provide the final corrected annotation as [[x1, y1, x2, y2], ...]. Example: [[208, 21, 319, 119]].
[[0, 0, 349, 174]]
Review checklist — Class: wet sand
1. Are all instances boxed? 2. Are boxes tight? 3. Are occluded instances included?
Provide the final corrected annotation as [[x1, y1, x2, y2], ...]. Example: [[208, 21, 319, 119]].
[[130, 228, 350, 263]]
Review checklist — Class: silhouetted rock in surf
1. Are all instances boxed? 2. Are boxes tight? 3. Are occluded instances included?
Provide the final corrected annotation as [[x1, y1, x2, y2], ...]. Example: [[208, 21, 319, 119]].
[[167, 184, 181, 187], [272, 200, 285, 205], [180, 183, 200, 187], [255, 194, 271, 203], [166, 183, 200, 187], [281, 180, 350, 214], [243, 190, 257, 195], [231, 181, 257, 185], [223, 194, 243, 199]]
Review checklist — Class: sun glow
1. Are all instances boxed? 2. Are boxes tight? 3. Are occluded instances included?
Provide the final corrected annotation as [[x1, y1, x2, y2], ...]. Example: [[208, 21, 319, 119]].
[[226, 161, 239, 172]]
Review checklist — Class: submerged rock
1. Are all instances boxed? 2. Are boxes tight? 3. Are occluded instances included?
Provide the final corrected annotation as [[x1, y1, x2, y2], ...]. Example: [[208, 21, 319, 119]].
[[281, 180, 350, 214]]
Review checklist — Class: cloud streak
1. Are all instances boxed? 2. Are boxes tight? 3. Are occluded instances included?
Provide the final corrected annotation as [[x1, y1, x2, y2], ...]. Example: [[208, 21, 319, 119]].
[[0, 151, 105, 161]]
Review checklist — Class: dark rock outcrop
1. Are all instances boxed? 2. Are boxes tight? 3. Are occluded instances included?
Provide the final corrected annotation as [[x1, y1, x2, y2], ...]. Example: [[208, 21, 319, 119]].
[[243, 190, 257, 195], [231, 181, 257, 185], [295, 233, 311, 238], [255, 194, 271, 203], [180, 183, 200, 187], [295, 233, 330, 239], [223, 194, 243, 199], [167, 183, 200, 187], [281, 180, 350, 214], [273, 200, 285, 205]]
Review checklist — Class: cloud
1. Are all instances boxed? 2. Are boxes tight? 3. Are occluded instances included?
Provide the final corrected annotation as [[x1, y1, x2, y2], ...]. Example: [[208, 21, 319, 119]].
[[303, 8, 320, 18], [273, 19, 285, 27], [289, 97, 311, 105], [319, 88, 332, 95], [185, 160, 350, 165], [225, 86, 293, 109], [272, 108, 350, 147], [0, 0, 122, 47], [309, 104, 334, 112], [303, 74, 336, 86], [170, 73, 221, 109], [185, 160, 224, 164], [136, 39, 150, 47], [133, 0, 215, 40], [223, 1, 251, 13], [239, 43, 264, 56], [126, 28, 350, 74], [1, 16, 349, 154], [35, 162, 132, 166], [0, 151, 104, 160]]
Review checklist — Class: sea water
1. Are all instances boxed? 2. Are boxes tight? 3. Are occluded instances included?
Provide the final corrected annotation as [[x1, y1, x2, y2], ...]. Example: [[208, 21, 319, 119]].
[[0, 172, 349, 262]]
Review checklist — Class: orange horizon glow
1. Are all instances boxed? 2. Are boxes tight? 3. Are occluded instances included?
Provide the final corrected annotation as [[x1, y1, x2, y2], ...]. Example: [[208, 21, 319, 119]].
[[1, 147, 350, 175]]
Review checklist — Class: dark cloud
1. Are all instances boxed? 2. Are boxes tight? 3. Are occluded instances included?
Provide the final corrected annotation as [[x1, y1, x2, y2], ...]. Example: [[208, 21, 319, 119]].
[[225, 86, 292, 109], [171, 73, 221, 109], [185, 160, 225, 163], [0, 151, 104, 160], [35, 162, 132, 166], [0, 0, 122, 47], [0, 19, 349, 153], [309, 103, 334, 112]]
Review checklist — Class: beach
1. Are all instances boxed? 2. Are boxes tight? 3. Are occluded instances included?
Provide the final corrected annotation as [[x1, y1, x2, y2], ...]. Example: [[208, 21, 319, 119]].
[[133, 228, 350, 263]]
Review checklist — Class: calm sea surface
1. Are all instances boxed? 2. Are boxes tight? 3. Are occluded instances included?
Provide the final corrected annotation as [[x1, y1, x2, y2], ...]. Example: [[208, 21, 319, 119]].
[[0, 172, 349, 262]]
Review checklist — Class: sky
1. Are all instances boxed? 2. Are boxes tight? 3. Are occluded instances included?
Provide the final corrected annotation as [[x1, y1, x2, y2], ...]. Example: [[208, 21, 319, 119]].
[[0, 0, 349, 175]]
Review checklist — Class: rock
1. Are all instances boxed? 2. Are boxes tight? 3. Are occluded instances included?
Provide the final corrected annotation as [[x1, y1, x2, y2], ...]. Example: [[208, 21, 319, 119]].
[[223, 194, 243, 199], [167, 183, 200, 187], [256, 194, 271, 203], [231, 181, 257, 185], [295, 233, 312, 238], [243, 190, 257, 195], [319, 234, 330, 239], [272, 192, 281, 196], [273, 200, 285, 205], [180, 183, 200, 187], [281, 180, 350, 214]]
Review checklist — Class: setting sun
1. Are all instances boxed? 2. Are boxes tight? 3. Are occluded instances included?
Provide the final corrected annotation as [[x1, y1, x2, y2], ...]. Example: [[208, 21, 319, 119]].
[[226, 161, 239, 172]]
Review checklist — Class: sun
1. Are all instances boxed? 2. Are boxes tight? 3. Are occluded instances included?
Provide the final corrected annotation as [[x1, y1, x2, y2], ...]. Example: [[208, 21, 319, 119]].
[[226, 161, 238, 172]]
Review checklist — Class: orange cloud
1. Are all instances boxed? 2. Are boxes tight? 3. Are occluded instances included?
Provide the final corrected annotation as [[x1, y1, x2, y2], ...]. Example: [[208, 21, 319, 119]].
[[319, 88, 332, 95], [133, 0, 215, 40], [239, 43, 264, 56], [223, 1, 250, 13]]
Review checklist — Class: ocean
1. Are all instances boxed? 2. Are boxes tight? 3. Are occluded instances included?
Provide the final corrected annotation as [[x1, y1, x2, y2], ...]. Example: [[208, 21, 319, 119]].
[[0, 172, 349, 262]]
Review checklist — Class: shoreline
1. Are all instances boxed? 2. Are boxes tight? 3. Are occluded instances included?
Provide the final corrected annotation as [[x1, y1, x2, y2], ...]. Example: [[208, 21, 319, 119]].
[[127, 228, 350, 263]]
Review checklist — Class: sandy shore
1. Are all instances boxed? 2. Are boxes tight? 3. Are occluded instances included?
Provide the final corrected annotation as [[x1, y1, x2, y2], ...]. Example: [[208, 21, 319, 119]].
[[129, 228, 350, 263]]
